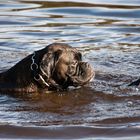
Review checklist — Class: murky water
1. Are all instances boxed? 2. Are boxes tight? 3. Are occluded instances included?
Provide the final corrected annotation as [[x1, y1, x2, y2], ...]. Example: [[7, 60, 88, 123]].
[[0, 0, 140, 139]]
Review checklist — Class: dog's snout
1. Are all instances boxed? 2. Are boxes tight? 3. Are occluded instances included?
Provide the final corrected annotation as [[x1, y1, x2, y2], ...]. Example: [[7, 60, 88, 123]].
[[80, 62, 91, 68]]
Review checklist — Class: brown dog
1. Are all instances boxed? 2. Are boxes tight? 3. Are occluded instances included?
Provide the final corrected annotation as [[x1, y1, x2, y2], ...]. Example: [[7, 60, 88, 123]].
[[0, 43, 94, 93]]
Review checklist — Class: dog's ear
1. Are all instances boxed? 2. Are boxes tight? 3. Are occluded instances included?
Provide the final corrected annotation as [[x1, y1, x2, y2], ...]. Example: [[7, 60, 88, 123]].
[[53, 50, 63, 63], [40, 49, 63, 79], [75, 52, 82, 61]]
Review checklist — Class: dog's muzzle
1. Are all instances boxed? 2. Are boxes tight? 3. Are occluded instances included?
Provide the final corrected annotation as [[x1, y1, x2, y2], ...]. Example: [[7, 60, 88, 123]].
[[68, 62, 95, 87]]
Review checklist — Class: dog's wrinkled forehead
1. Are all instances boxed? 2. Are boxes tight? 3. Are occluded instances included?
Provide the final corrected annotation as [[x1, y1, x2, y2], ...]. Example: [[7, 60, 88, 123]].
[[46, 43, 71, 52], [40, 43, 82, 72], [46, 43, 82, 61]]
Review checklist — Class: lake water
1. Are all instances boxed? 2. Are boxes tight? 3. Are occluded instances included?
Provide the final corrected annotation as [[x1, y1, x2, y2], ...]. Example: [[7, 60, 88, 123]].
[[0, 0, 140, 139]]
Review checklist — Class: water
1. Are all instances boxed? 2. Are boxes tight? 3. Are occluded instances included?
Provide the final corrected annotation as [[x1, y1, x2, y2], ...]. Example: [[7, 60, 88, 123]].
[[0, 0, 140, 139]]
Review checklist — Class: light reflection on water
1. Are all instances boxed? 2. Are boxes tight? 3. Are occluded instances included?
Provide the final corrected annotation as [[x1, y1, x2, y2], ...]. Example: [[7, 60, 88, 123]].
[[0, 0, 140, 139]]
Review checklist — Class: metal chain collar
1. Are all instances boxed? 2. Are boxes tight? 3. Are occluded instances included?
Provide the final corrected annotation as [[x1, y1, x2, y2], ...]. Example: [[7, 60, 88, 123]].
[[30, 52, 49, 87], [31, 52, 38, 71]]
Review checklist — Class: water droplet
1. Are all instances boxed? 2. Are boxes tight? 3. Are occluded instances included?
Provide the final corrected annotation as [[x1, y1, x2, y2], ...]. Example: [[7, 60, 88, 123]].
[[127, 101, 133, 107], [136, 88, 139, 92]]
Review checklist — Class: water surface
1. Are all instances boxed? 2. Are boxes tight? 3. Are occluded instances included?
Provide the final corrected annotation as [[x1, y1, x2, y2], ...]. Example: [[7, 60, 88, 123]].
[[0, 0, 140, 139]]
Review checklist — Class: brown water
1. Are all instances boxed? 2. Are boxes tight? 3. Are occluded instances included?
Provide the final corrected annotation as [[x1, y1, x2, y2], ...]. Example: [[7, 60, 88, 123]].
[[0, 0, 140, 139]]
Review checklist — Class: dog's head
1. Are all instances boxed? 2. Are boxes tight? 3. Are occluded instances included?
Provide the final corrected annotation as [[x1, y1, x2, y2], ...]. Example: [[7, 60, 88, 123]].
[[37, 43, 94, 90]]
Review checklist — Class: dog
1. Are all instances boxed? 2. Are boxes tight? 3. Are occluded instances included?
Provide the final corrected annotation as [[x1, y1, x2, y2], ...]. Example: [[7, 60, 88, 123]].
[[0, 43, 95, 93], [128, 78, 140, 87]]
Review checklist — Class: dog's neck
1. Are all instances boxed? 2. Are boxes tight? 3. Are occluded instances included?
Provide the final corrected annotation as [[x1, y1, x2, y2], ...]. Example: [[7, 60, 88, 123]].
[[30, 51, 50, 88], [0, 50, 50, 93]]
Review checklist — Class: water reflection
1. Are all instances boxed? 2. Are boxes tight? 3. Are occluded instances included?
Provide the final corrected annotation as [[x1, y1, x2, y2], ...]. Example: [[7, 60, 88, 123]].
[[0, 0, 140, 139]]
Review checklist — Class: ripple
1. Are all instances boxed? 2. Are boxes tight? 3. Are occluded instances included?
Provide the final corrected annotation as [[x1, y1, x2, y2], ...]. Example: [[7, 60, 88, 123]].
[[0, 0, 140, 139]]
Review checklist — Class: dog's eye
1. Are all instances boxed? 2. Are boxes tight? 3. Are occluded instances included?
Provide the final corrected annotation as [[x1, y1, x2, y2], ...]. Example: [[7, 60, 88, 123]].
[[71, 61, 78, 66]]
